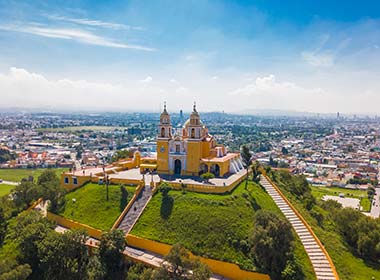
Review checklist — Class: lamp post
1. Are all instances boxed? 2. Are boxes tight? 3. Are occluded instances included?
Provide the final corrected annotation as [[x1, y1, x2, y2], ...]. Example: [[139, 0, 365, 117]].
[[106, 175, 109, 201]]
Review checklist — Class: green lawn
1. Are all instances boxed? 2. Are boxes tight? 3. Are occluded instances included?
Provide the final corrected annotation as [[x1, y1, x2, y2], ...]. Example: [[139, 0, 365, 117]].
[[0, 168, 68, 183], [0, 184, 14, 197], [60, 183, 136, 231], [311, 186, 371, 212], [272, 172, 380, 280], [131, 180, 315, 278]]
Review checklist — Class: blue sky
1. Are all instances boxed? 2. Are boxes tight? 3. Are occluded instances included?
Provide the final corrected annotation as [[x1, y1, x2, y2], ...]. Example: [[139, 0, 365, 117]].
[[0, 0, 380, 114]]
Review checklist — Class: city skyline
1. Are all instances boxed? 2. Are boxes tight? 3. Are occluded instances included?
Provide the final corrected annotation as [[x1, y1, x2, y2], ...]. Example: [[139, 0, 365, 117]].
[[0, 0, 380, 114]]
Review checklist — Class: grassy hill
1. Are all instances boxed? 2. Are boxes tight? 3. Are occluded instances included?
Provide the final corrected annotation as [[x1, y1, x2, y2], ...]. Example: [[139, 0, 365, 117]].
[[60, 183, 136, 230], [131, 180, 315, 278], [270, 170, 380, 280]]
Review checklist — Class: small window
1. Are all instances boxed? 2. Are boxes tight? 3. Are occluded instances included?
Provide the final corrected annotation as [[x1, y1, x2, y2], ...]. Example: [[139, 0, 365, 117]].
[[176, 145, 180, 153], [64, 177, 69, 184], [161, 127, 165, 137], [191, 128, 195, 138], [73, 177, 78, 185]]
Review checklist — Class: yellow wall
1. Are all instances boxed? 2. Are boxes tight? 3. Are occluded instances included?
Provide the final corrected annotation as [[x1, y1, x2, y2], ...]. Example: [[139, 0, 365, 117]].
[[157, 140, 169, 173], [168, 170, 248, 193], [126, 235, 270, 280], [185, 141, 202, 175], [201, 141, 211, 158], [61, 174, 91, 191], [47, 211, 103, 239]]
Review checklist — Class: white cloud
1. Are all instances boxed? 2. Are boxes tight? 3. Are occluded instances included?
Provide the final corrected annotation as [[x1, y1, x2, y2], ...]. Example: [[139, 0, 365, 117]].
[[46, 15, 144, 31], [139, 76, 153, 83], [230, 74, 322, 96], [0, 24, 155, 51]]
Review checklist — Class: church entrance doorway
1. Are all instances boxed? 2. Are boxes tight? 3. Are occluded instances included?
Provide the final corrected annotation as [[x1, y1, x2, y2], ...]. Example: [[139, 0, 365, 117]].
[[174, 159, 182, 175]]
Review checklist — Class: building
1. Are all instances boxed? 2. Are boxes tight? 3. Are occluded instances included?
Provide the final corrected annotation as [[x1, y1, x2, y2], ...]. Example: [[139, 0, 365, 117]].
[[156, 103, 243, 177]]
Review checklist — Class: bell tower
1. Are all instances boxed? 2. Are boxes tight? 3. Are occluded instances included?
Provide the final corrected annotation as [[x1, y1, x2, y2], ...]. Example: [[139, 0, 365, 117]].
[[185, 102, 203, 175], [157, 102, 172, 173]]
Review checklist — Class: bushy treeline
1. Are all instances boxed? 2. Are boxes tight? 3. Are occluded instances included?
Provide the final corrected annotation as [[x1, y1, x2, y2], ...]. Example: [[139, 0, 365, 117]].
[[324, 202, 380, 264]]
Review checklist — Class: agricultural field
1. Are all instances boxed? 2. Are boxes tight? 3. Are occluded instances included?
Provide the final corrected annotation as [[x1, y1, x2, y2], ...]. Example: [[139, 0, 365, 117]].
[[60, 183, 136, 231], [131, 180, 315, 278], [0, 184, 14, 197], [0, 168, 68, 183], [311, 186, 371, 212]]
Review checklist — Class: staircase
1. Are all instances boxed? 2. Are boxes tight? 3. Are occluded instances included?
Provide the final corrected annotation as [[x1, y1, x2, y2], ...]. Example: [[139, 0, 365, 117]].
[[117, 186, 152, 234], [260, 176, 338, 280]]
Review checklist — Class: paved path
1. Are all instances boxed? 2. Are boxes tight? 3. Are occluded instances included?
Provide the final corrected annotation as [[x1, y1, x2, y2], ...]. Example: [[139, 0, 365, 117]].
[[370, 187, 380, 218], [260, 176, 337, 280], [0, 180, 18, 186], [117, 185, 152, 234]]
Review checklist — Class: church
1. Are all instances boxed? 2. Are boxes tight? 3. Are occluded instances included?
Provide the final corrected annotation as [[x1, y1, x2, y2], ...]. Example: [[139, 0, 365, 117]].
[[156, 103, 244, 177]]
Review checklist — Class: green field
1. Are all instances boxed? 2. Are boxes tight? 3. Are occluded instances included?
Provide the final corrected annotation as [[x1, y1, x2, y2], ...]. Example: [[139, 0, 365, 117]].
[[131, 180, 315, 278], [60, 183, 136, 231], [271, 172, 380, 280], [0, 168, 68, 183], [311, 186, 371, 212], [0, 184, 14, 197], [37, 126, 126, 132]]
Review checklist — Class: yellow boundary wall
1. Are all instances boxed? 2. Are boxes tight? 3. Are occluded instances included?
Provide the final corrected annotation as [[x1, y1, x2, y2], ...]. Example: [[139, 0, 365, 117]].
[[47, 211, 103, 240], [166, 170, 249, 194], [126, 234, 270, 280], [111, 181, 145, 229], [263, 174, 339, 280]]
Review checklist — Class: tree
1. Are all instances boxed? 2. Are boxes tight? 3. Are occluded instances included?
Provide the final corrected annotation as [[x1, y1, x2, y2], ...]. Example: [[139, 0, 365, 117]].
[[0, 206, 6, 246], [251, 161, 261, 182], [154, 244, 211, 280], [251, 210, 294, 279], [37, 229, 89, 280], [99, 230, 126, 279], [12, 180, 40, 209], [8, 211, 54, 274], [281, 147, 289, 155], [200, 172, 215, 183], [241, 145, 252, 186], [0, 260, 31, 280], [37, 170, 66, 213], [0, 147, 16, 164]]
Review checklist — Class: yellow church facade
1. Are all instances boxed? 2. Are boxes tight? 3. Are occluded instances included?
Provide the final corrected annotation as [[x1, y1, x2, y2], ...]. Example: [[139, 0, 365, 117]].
[[156, 104, 244, 177]]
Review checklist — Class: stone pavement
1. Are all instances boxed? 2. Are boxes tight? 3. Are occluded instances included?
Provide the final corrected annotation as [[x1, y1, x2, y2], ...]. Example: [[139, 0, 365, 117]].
[[260, 176, 337, 280], [117, 185, 153, 234]]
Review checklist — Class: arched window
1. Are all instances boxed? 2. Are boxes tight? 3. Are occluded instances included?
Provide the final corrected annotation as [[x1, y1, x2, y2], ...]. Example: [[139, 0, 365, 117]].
[[161, 127, 165, 137], [191, 128, 195, 138]]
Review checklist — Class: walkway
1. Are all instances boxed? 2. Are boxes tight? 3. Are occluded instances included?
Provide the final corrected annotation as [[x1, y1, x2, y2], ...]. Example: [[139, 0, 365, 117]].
[[260, 176, 338, 280], [117, 185, 152, 234], [369, 187, 380, 218]]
